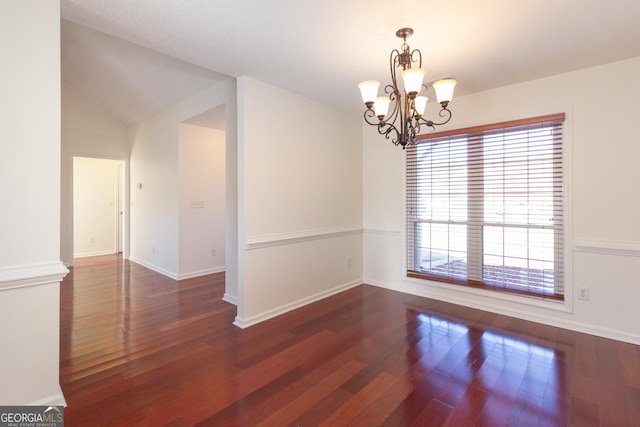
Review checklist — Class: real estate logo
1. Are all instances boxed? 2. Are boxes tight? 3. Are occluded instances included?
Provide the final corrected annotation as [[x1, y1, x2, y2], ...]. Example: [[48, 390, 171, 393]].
[[0, 406, 63, 427]]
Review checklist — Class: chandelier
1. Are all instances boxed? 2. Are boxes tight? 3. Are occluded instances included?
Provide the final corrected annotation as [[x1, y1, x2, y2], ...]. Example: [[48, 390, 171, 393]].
[[358, 28, 457, 149]]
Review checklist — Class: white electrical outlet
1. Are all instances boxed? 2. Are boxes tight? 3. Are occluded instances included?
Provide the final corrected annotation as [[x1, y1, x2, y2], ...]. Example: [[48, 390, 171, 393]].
[[578, 287, 590, 300]]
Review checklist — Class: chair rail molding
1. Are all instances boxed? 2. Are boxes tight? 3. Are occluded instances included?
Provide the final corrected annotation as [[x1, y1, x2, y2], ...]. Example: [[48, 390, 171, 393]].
[[245, 225, 363, 250], [363, 225, 402, 235], [573, 239, 640, 257], [0, 262, 69, 291]]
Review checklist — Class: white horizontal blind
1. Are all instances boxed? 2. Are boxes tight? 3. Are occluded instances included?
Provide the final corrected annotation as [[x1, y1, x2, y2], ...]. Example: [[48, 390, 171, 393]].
[[407, 114, 565, 300]]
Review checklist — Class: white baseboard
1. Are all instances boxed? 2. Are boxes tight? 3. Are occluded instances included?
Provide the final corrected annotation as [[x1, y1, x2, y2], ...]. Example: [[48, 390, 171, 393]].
[[128, 257, 178, 280], [28, 385, 66, 407], [176, 266, 225, 280], [73, 249, 117, 259], [222, 293, 237, 305], [128, 257, 226, 281], [233, 279, 362, 328]]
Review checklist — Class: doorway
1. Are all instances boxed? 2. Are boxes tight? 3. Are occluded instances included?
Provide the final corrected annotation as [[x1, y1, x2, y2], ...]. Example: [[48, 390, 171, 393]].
[[179, 105, 227, 277], [73, 156, 126, 258]]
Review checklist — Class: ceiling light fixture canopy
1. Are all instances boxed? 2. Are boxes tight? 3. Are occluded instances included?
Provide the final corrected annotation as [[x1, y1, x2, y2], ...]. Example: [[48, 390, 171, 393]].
[[358, 28, 457, 149]]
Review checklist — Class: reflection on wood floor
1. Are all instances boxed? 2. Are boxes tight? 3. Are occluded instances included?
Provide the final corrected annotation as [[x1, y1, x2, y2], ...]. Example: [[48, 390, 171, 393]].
[[60, 254, 640, 426]]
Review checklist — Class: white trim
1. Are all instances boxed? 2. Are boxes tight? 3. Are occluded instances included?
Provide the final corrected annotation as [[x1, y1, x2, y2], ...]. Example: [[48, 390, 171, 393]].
[[574, 239, 640, 257], [73, 250, 118, 259], [553, 317, 640, 346], [66, 153, 130, 267], [222, 293, 237, 305], [28, 385, 66, 407], [176, 266, 225, 280], [128, 257, 178, 280], [363, 225, 401, 235], [409, 274, 570, 313], [366, 278, 640, 345], [233, 279, 361, 328], [245, 225, 362, 250], [127, 258, 226, 281], [0, 262, 68, 292]]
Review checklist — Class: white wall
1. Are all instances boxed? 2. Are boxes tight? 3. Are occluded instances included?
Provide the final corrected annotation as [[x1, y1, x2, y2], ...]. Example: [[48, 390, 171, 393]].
[[73, 157, 123, 257], [363, 56, 640, 344], [235, 77, 363, 326], [0, 0, 67, 405], [129, 109, 180, 276], [61, 81, 130, 266], [178, 124, 226, 277], [129, 78, 238, 289]]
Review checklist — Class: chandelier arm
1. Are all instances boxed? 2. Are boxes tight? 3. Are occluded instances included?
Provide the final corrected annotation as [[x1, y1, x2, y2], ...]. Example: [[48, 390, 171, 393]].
[[433, 107, 453, 126], [383, 85, 401, 124], [377, 121, 402, 146], [412, 118, 432, 136], [401, 93, 413, 144], [389, 49, 401, 87], [363, 108, 381, 126], [411, 48, 423, 69], [415, 107, 452, 128], [364, 107, 402, 146], [387, 49, 404, 142]]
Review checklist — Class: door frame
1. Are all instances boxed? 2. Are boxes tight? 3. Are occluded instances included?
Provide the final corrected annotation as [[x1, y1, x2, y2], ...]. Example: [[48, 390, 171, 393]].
[[68, 154, 129, 262]]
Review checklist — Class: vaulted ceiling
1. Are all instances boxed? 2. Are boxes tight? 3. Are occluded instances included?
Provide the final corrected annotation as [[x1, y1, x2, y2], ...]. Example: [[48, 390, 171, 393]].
[[61, 0, 640, 128]]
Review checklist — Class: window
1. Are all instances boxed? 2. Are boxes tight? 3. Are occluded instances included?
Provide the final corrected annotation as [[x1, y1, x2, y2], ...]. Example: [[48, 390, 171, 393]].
[[406, 113, 565, 300]]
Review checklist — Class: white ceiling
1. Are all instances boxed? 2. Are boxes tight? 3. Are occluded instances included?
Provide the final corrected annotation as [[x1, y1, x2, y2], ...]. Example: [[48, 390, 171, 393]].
[[61, 0, 640, 128], [61, 20, 229, 128]]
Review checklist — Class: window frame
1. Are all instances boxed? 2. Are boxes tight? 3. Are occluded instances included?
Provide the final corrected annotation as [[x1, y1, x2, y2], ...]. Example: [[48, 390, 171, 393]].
[[406, 113, 566, 301]]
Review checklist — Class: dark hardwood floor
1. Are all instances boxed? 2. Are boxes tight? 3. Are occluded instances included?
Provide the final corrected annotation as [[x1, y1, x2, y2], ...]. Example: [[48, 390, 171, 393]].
[[60, 254, 640, 426]]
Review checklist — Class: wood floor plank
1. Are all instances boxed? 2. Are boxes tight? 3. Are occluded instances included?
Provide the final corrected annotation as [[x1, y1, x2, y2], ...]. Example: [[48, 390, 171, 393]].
[[474, 338, 533, 427], [318, 372, 398, 426], [255, 359, 365, 426], [595, 336, 634, 426], [290, 387, 353, 427], [59, 254, 640, 426], [347, 373, 415, 427], [380, 369, 450, 426], [193, 366, 310, 426], [569, 396, 600, 427], [441, 381, 490, 427], [197, 337, 374, 426], [506, 390, 543, 426], [413, 398, 454, 426]]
